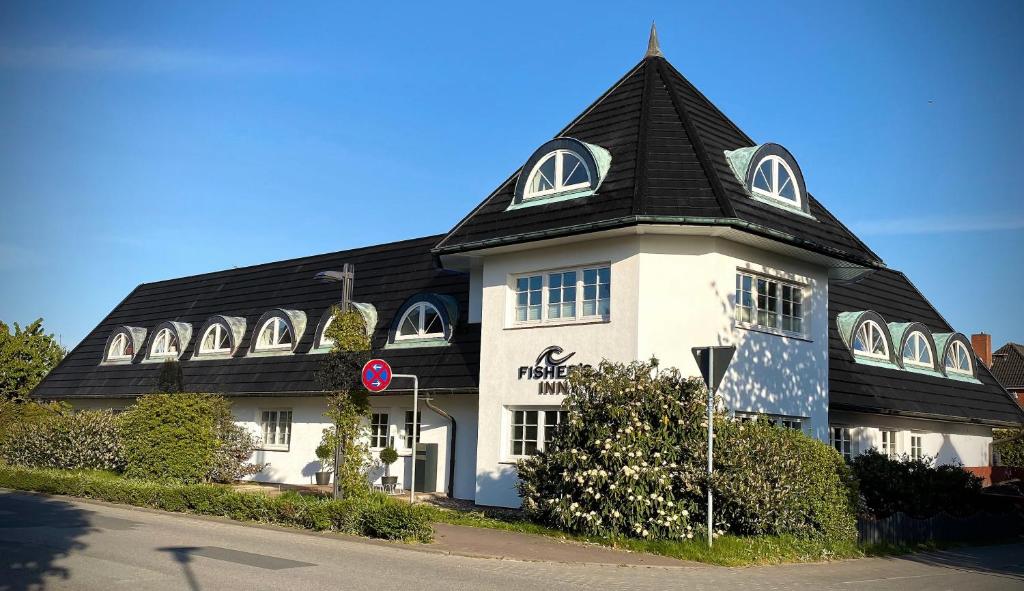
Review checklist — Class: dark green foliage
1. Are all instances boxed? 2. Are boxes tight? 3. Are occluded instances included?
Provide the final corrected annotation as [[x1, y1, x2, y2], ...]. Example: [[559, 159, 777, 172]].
[[0, 466, 433, 542], [0, 318, 66, 401], [379, 447, 399, 466], [119, 393, 263, 483], [850, 449, 983, 518], [0, 408, 124, 471], [517, 359, 857, 543], [994, 428, 1024, 467], [155, 360, 185, 393]]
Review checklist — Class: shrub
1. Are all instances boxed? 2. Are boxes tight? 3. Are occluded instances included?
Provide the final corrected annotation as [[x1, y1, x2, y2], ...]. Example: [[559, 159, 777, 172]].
[[120, 393, 263, 483], [0, 465, 433, 542], [0, 408, 124, 471], [994, 428, 1024, 467], [517, 359, 857, 543], [850, 449, 983, 518]]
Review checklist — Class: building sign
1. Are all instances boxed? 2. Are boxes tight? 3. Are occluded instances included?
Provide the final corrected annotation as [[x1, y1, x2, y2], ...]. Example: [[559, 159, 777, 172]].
[[517, 346, 591, 395]]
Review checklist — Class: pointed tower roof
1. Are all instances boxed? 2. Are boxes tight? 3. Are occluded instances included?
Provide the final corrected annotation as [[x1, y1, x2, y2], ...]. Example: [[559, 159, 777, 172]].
[[434, 33, 882, 268]]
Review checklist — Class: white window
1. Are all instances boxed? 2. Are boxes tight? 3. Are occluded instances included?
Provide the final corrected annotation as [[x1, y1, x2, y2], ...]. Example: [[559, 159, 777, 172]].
[[108, 332, 134, 360], [149, 328, 179, 358], [902, 331, 933, 367], [199, 323, 231, 354], [881, 430, 898, 458], [404, 410, 421, 449], [910, 434, 923, 460], [830, 426, 858, 461], [524, 150, 591, 200], [255, 317, 292, 351], [945, 341, 973, 375], [319, 314, 336, 348], [509, 408, 565, 457], [853, 320, 888, 360], [751, 155, 800, 206], [735, 412, 804, 430], [396, 302, 445, 340], [514, 266, 610, 324], [370, 412, 389, 449], [260, 409, 292, 451], [735, 272, 804, 334]]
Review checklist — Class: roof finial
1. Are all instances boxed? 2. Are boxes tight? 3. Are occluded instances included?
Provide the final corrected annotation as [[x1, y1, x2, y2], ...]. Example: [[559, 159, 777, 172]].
[[645, 21, 663, 58]]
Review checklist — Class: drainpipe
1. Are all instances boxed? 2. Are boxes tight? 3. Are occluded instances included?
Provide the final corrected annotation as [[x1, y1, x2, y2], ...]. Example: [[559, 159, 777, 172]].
[[423, 397, 456, 498]]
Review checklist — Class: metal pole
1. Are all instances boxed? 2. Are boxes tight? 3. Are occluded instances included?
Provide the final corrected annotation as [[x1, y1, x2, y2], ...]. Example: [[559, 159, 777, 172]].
[[707, 353, 714, 548]]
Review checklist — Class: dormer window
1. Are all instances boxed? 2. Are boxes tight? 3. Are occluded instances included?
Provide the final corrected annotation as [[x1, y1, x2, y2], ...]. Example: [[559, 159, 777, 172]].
[[902, 331, 933, 367], [524, 150, 591, 200], [945, 340, 973, 375], [149, 328, 179, 358], [256, 317, 292, 351], [853, 320, 888, 359], [751, 155, 800, 206], [397, 302, 444, 340], [108, 332, 134, 360], [199, 323, 231, 354]]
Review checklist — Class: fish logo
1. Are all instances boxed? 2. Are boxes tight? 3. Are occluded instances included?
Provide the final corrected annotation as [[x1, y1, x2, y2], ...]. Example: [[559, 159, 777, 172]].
[[535, 345, 576, 367]]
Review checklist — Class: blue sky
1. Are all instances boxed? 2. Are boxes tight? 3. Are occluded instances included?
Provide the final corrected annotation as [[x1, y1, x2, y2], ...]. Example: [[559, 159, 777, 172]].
[[1, 1, 1022, 350]]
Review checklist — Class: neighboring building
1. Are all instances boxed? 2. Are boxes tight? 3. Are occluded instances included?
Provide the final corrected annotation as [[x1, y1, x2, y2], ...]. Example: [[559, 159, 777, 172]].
[[32, 30, 1022, 507], [990, 342, 1024, 405]]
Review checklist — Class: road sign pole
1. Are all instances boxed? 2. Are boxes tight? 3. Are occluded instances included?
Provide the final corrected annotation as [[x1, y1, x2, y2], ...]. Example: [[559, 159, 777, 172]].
[[707, 352, 714, 548]]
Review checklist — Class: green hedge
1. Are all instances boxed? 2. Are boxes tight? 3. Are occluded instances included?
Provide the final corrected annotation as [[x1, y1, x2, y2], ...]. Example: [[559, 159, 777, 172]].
[[0, 408, 124, 472], [850, 450, 983, 518], [0, 465, 433, 542]]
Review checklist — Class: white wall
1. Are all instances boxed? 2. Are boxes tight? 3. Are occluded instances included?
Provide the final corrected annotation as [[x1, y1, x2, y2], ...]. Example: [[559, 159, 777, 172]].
[[831, 410, 992, 467]]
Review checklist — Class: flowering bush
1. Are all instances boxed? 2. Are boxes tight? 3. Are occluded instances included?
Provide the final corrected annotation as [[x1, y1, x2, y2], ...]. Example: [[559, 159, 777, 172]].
[[0, 408, 125, 471], [517, 359, 857, 543]]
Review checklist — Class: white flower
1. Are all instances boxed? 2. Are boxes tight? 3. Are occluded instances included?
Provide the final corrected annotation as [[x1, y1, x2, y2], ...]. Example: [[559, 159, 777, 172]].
[[612, 510, 621, 518], [609, 483, 617, 490], [682, 510, 689, 517]]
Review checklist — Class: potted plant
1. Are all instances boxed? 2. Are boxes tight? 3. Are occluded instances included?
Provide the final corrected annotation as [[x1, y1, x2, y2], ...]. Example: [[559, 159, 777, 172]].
[[315, 439, 334, 486], [379, 446, 399, 490]]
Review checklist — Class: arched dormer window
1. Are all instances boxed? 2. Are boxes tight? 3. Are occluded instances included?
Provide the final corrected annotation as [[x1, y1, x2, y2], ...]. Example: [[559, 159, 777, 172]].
[[853, 320, 889, 360], [193, 315, 245, 359], [945, 340, 973, 375], [199, 323, 231, 354], [313, 302, 377, 351], [250, 309, 306, 354], [108, 332, 134, 360], [724, 143, 810, 215], [902, 331, 934, 367], [145, 321, 191, 361], [509, 138, 611, 209], [387, 294, 458, 347]]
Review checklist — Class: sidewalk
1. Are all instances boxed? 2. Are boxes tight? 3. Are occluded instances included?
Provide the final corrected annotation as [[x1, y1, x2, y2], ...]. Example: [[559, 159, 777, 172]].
[[427, 522, 695, 566]]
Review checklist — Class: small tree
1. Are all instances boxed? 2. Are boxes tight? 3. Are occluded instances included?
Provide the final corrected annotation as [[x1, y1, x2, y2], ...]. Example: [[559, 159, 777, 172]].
[[380, 447, 399, 477], [0, 318, 66, 401], [316, 307, 373, 497]]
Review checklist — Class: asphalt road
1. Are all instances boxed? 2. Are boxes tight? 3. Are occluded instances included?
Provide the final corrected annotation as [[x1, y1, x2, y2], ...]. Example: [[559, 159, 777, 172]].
[[2, 490, 1023, 591]]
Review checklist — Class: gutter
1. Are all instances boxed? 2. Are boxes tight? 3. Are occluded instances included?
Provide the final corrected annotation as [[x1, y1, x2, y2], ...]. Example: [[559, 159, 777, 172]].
[[432, 215, 885, 269], [831, 403, 1024, 429], [34, 387, 480, 400]]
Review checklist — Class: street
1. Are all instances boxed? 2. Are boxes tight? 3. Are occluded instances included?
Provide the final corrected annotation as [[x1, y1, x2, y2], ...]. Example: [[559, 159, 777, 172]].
[[1, 490, 1023, 591]]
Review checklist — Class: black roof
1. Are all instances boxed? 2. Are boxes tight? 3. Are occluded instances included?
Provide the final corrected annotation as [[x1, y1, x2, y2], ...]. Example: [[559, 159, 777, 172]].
[[829, 269, 1023, 426], [992, 343, 1024, 390], [434, 55, 882, 268], [32, 235, 479, 399]]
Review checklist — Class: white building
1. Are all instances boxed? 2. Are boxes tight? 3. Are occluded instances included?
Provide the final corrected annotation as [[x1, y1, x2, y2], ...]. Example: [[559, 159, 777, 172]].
[[36, 31, 1022, 507]]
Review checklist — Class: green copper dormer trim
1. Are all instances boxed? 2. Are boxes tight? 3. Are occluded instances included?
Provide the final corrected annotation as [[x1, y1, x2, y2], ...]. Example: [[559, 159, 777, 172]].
[[836, 311, 865, 350], [724, 143, 815, 219], [507, 139, 612, 211]]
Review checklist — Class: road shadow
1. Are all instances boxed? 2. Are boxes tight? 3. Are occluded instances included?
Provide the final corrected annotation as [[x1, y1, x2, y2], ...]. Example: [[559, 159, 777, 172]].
[[896, 543, 1024, 582], [0, 491, 93, 591], [157, 547, 202, 591]]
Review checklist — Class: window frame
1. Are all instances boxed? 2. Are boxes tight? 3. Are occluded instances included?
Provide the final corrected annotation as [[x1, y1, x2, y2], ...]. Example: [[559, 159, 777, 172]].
[[198, 323, 232, 355], [505, 407, 566, 460], [511, 264, 611, 326], [944, 340, 973, 375], [735, 412, 805, 431], [258, 408, 293, 452], [254, 317, 293, 352], [734, 271, 806, 337], [107, 332, 134, 361], [910, 434, 924, 461], [149, 327, 180, 359], [901, 331, 933, 368], [369, 412, 390, 450], [750, 155, 801, 207], [853, 320, 889, 360], [830, 426, 858, 461], [403, 410, 421, 450], [395, 301, 446, 341], [881, 430, 899, 458], [523, 149, 592, 201]]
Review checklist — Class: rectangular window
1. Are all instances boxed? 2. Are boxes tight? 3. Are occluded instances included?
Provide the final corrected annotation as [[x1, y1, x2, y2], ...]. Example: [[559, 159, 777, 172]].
[[910, 435, 923, 461], [736, 272, 805, 334], [260, 409, 292, 450], [515, 275, 543, 322], [881, 430, 898, 458], [511, 410, 539, 456], [543, 410, 568, 445], [830, 426, 857, 461], [512, 265, 610, 324], [735, 412, 803, 431], [547, 271, 577, 319], [370, 412, 389, 449], [404, 410, 421, 449]]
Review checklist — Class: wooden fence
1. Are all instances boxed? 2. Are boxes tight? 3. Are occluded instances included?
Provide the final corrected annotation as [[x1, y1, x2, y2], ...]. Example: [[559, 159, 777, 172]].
[[857, 511, 1024, 545]]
